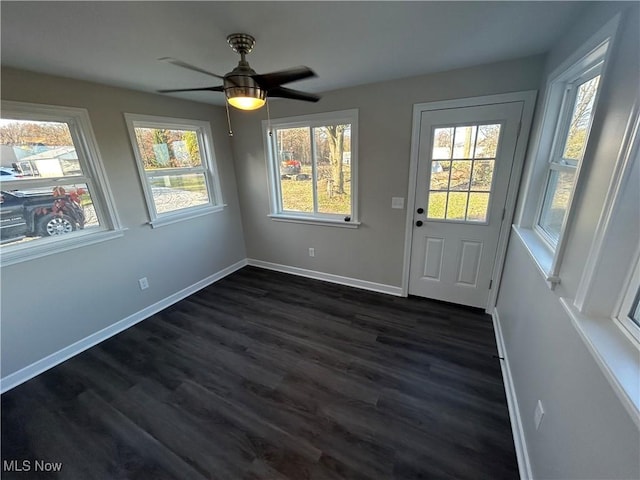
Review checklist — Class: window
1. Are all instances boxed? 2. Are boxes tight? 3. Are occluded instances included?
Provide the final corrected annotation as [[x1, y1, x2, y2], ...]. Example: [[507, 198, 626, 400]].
[[427, 124, 501, 222], [513, 17, 617, 288], [265, 109, 358, 226], [536, 67, 603, 246], [125, 114, 223, 227], [0, 101, 121, 265]]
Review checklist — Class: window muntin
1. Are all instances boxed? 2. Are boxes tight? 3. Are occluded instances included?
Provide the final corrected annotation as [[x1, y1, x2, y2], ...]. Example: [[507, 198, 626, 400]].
[[266, 110, 358, 224], [426, 124, 501, 223], [536, 66, 603, 247], [125, 115, 222, 223], [0, 107, 117, 256]]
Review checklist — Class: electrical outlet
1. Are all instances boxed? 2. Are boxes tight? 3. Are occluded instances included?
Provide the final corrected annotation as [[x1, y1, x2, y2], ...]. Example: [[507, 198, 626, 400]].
[[534, 400, 545, 430], [138, 277, 149, 290], [308, 248, 315, 257]]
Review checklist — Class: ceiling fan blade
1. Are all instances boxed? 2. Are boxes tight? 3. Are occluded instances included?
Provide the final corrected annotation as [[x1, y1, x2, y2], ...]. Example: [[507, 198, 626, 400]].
[[158, 86, 224, 93], [254, 66, 316, 88], [268, 86, 320, 103], [159, 57, 226, 80]]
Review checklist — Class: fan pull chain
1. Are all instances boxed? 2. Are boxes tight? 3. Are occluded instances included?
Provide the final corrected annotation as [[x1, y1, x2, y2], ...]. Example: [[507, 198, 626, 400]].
[[225, 100, 233, 137], [266, 98, 273, 137]]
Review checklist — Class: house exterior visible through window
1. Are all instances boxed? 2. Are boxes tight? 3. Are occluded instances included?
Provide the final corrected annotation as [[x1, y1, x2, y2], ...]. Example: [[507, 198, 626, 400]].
[[265, 109, 358, 226], [0, 101, 121, 265], [125, 114, 223, 226]]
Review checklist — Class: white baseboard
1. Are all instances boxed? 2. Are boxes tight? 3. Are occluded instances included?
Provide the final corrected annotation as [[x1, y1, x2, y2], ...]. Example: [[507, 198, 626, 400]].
[[492, 308, 534, 480], [247, 258, 403, 297], [0, 259, 248, 394]]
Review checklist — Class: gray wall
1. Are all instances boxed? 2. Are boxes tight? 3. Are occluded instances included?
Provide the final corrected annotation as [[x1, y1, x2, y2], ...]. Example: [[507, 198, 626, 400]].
[[231, 56, 545, 287], [497, 3, 640, 479], [1, 68, 246, 378]]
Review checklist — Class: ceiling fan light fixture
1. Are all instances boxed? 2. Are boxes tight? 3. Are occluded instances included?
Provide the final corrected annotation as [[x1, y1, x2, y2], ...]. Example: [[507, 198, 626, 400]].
[[226, 86, 266, 110]]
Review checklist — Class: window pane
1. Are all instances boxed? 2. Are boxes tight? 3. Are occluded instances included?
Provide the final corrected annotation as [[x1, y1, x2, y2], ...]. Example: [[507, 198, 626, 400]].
[[148, 173, 210, 214], [430, 161, 450, 190], [475, 124, 501, 158], [0, 119, 82, 178], [467, 192, 490, 222], [315, 125, 351, 215], [432, 127, 453, 159], [452, 126, 477, 159], [276, 127, 313, 213], [0, 183, 98, 247], [427, 192, 446, 219], [539, 170, 576, 244], [446, 192, 468, 220], [134, 127, 202, 169], [450, 160, 472, 191], [562, 75, 600, 162], [470, 160, 495, 191]]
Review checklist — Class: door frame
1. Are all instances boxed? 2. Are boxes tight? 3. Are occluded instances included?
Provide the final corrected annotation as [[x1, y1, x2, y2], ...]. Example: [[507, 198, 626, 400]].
[[401, 91, 537, 312]]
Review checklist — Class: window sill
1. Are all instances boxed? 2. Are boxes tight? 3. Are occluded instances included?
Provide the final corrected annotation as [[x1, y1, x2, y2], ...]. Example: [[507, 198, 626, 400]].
[[560, 298, 640, 428], [512, 225, 559, 289], [149, 205, 226, 228], [1, 228, 126, 267], [268, 214, 361, 229]]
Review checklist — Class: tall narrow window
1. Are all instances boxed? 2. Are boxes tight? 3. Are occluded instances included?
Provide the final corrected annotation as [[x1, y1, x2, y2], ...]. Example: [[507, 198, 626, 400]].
[[125, 114, 223, 226], [536, 62, 604, 247], [265, 110, 358, 225]]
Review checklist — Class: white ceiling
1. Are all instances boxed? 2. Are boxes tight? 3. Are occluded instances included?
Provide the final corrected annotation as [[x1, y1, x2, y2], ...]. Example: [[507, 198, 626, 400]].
[[1, 1, 588, 106]]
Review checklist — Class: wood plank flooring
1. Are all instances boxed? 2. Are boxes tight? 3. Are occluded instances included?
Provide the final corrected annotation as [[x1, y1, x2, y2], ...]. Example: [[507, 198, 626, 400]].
[[1, 266, 518, 479]]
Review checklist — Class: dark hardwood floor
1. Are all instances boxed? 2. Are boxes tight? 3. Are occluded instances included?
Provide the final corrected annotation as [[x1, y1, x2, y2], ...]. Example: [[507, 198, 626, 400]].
[[1, 266, 518, 479]]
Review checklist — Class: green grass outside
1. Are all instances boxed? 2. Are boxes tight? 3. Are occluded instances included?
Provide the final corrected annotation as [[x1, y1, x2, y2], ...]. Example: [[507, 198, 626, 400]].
[[427, 191, 490, 222], [281, 165, 351, 215]]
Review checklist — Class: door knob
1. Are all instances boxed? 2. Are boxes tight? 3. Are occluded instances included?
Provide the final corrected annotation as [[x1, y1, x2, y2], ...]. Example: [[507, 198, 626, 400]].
[[415, 220, 423, 227], [416, 208, 424, 214]]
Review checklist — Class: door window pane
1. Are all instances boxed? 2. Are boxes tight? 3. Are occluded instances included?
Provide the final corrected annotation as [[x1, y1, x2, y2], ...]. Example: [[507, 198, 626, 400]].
[[432, 127, 453, 159], [427, 192, 447, 219], [446, 192, 468, 220], [470, 160, 495, 191], [450, 160, 472, 191], [467, 192, 490, 222], [453, 126, 477, 159], [430, 161, 450, 190], [475, 124, 501, 158]]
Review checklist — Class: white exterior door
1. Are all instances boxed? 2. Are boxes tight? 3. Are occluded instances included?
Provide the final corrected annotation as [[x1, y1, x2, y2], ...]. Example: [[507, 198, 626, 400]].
[[408, 102, 523, 308]]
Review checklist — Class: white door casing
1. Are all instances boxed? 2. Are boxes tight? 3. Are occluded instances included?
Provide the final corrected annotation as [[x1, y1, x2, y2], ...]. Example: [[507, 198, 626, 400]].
[[406, 98, 527, 309]]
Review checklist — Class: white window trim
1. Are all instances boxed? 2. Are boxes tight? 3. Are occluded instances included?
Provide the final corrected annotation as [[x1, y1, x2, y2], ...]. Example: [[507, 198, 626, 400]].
[[616, 251, 640, 344], [1, 101, 124, 267], [124, 113, 224, 227], [515, 14, 620, 289], [563, 96, 640, 428], [263, 109, 359, 227]]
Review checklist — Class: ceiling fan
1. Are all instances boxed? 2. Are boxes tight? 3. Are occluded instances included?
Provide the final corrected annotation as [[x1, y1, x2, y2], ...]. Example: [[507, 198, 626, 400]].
[[158, 33, 320, 111]]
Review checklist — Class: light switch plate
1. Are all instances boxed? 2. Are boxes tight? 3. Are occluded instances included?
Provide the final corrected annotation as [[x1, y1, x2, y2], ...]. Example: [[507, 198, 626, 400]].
[[391, 197, 405, 209]]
